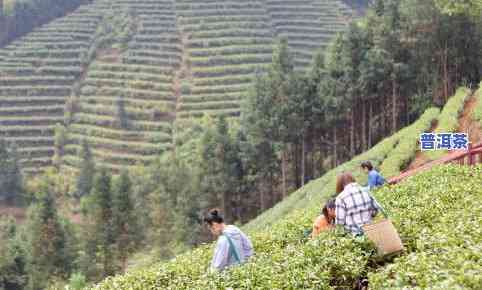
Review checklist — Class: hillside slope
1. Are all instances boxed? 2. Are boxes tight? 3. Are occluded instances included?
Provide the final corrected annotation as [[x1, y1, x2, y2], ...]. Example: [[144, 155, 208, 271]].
[[94, 164, 481, 289], [93, 88, 482, 289], [0, 1, 107, 174], [92, 89, 481, 288], [0, 0, 356, 173], [244, 86, 474, 232]]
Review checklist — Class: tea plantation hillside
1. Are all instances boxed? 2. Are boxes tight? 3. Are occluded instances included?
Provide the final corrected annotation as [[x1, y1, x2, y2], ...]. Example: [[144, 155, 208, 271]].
[[94, 165, 482, 289], [63, 0, 181, 172], [0, 0, 108, 174], [0, 0, 356, 173], [94, 89, 482, 289], [266, 0, 353, 68], [241, 86, 476, 233]]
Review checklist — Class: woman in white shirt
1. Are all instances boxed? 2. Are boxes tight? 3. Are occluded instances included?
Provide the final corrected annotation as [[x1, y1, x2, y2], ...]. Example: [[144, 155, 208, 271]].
[[204, 209, 254, 271]]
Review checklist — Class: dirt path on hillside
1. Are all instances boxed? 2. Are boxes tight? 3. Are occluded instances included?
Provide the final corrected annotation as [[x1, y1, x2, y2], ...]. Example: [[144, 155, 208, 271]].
[[457, 93, 481, 145], [406, 120, 438, 170], [406, 91, 481, 171], [173, 32, 191, 112], [0, 202, 84, 225], [0, 204, 26, 223]]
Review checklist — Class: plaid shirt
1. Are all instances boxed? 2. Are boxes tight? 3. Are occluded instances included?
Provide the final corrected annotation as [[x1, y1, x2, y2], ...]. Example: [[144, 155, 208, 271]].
[[335, 183, 380, 235]]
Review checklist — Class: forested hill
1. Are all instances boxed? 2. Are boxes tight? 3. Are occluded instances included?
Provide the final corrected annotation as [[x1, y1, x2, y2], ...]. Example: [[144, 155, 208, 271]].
[[0, 0, 356, 174]]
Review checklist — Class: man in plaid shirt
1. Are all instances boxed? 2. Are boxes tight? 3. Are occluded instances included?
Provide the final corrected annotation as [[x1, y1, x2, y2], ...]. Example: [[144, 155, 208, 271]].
[[335, 174, 381, 235]]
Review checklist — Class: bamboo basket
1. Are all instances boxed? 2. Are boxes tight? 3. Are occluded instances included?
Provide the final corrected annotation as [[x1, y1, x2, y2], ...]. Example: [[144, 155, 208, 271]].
[[362, 219, 403, 256]]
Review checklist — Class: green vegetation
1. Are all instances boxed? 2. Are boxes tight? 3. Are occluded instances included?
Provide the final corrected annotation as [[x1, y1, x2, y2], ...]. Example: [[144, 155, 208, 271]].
[[0, 216, 27, 290], [427, 87, 470, 160], [368, 165, 482, 288], [0, 0, 105, 173], [0, 139, 23, 203], [0, 0, 480, 288], [24, 189, 72, 290], [2, 0, 84, 41], [472, 83, 482, 126], [95, 164, 482, 290], [266, 0, 351, 69], [380, 107, 440, 178], [64, 0, 180, 171]]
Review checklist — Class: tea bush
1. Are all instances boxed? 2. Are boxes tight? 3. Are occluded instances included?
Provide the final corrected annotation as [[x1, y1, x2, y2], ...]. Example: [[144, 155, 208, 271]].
[[94, 164, 482, 289], [369, 165, 482, 289], [380, 107, 440, 178], [427, 87, 470, 160], [92, 84, 480, 285], [471, 84, 482, 126]]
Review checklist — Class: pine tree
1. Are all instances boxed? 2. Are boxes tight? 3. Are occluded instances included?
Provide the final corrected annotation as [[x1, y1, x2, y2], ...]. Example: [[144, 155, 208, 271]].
[[149, 183, 176, 258], [241, 39, 297, 207], [91, 168, 115, 278], [0, 216, 27, 290], [112, 169, 137, 272], [0, 139, 23, 204], [75, 139, 95, 198], [81, 168, 115, 281], [25, 187, 70, 290]]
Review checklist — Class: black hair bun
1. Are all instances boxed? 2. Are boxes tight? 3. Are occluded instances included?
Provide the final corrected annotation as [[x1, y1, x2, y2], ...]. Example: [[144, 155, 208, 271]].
[[210, 209, 219, 217]]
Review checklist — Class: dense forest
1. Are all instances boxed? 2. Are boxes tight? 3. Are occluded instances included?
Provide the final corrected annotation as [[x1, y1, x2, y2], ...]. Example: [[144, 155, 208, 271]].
[[0, 0, 481, 289]]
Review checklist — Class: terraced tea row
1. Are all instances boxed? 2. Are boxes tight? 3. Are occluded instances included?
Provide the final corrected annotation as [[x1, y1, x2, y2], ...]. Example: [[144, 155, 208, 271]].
[[65, 0, 180, 171], [0, 0, 108, 174], [266, 0, 353, 69], [175, 0, 274, 119], [1, 0, 354, 173]]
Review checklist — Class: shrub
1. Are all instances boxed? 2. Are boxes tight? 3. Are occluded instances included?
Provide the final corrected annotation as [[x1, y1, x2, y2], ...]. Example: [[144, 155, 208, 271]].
[[180, 81, 191, 95], [94, 164, 482, 290], [380, 107, 440, 178], [471, 83, 482, 126], [369, 165, 482, 289], [427, 87, 469, 160]]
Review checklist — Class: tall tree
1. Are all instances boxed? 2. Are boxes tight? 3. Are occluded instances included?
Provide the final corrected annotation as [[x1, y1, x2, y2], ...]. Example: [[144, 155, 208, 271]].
[[25, 188, 70, 290], [0, 216, 27, 290], [75, 139, 95, 198], [0, 139, 23, 204], [112, 169, 137, 272], [81, 168, 115, 280]]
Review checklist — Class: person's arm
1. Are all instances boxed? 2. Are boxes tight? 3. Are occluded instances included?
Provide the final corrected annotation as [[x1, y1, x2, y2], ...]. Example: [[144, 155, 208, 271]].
[[367, 171, 377, 189], [311, 216, 322, 238], [335, 199, 346, 226], [369, 194, 381, 217], [210, 237, 229, 271], [239, 231, 254, 258], [377, 172, 386, 186]]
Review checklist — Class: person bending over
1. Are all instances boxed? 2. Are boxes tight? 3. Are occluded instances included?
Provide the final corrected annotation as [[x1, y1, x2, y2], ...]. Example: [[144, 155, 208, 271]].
[[361, 161, 386, 190], [311, 199, 336, 238], [204, 209, 254, 272], [334, 172, 381, 236]]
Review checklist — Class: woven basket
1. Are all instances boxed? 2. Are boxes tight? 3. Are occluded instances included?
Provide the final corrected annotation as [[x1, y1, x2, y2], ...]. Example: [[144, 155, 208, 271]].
[[362, 219, 403, 256]]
